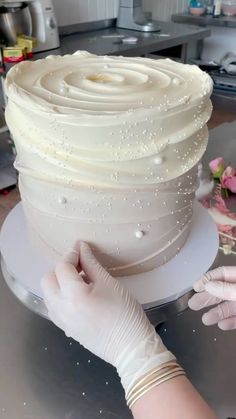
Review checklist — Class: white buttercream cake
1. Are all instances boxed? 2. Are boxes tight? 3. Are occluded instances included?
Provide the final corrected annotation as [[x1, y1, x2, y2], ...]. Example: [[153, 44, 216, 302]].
[[5, 52, 213, 276]]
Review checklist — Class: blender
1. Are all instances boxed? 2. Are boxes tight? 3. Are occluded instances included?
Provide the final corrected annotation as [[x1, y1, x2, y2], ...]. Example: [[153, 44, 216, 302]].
[[0, 0, 59, 52]]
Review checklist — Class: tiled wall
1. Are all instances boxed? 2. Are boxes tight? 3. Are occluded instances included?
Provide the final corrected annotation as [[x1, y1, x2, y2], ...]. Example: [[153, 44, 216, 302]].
[[54, 0, 119, 26], [143, 0, 188, 21], [53, 0, 188, 27]]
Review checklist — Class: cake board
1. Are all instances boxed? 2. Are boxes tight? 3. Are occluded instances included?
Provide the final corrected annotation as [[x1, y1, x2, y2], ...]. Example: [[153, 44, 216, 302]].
[[0, 202, 219, 324]]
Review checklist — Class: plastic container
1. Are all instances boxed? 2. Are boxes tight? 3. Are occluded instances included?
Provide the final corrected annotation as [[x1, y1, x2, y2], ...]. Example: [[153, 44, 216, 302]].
[[222, 1, 236, 15], [189, 1, 206, 15], [189, 6, 206, 14]]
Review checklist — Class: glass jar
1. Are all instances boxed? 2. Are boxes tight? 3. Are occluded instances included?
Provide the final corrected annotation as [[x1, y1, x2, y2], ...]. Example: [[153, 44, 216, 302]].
[[205, 0, 214, 13]]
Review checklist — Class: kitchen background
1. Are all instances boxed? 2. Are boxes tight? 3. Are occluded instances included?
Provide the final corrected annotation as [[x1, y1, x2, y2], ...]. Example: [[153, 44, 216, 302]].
[[54, 0, 189, 26], [54, 0, 235, 62]]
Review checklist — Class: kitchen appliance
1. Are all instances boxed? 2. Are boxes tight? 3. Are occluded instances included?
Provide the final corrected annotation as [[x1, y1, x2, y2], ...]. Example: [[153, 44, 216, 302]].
[[117, 0, 160, 32], [221, 52, 236, 74], [0, 3, 32, 45], [0, 0, 59, 52], [211, 70, 236, 93]]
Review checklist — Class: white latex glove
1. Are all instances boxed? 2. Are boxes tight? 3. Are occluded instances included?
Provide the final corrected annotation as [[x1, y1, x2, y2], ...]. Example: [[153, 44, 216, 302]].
[[41, 241, 175, 396], [188, 266, 236, 330]]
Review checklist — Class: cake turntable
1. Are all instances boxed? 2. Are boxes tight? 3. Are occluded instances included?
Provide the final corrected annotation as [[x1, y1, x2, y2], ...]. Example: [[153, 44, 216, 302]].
[[0, 201, 219, 325]]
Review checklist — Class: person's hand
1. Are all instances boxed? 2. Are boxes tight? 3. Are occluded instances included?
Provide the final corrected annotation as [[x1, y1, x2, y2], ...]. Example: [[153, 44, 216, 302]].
[[188, 266, 236, 330], [41, 241, 175, 397]]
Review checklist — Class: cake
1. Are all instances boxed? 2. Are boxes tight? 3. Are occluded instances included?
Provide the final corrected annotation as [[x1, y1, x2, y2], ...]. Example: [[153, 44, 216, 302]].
[[5, 51, 213, 276]]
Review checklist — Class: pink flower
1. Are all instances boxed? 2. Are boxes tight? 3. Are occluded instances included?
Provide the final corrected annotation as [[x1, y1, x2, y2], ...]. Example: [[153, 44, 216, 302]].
[[209, 157, 225, 178], [221, 166, 236, 193]]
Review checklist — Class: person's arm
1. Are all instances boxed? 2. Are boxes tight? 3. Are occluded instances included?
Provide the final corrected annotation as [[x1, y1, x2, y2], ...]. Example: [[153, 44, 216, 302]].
[[132, 376, 216, 419], [41, 242, 216, 419]]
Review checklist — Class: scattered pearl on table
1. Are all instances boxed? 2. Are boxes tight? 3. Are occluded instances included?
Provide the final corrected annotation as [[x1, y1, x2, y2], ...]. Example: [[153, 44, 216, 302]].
[[135, 230, 144, 239]]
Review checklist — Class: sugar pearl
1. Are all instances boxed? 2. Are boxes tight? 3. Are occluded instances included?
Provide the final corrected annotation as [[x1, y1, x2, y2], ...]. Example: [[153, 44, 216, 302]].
[[154, 156, 163, 165], [135, 230, 144, 239], [172, 77, 180, 85], [58, 196, 67, 204]]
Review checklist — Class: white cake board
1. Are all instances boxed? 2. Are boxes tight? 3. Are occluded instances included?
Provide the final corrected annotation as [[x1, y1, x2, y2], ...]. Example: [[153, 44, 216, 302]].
[[0, 202, 219, 312]]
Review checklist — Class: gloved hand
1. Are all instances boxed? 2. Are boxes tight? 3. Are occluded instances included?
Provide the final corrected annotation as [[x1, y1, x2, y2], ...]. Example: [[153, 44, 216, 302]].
[[188, 266, 236, 330], [41, 241, 175, 397]]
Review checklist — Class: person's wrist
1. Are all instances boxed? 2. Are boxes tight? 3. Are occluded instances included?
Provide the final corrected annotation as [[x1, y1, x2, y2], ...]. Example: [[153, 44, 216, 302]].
[[127, 361, 185, 409], [115, 324, 175, 396]]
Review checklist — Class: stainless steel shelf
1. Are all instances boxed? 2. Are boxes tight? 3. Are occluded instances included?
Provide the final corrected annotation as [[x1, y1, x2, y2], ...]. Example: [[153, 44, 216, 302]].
[[172, 12, 236, 28]]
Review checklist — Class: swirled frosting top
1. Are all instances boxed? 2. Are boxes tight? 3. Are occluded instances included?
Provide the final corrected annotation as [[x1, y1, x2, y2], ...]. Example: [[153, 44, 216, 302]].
[[6, 51, 212, 117], [5, 52, 213, 187]]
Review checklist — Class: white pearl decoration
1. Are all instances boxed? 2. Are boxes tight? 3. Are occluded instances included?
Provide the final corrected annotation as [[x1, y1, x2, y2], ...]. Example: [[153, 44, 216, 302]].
[[154, 156, 164, 165], [135, 230, 144, 239], [58, 196, 67, 204], [172, 77, 180, 85]]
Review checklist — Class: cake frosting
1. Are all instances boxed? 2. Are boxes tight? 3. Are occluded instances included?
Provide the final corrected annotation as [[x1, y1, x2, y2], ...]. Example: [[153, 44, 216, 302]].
[[5, 52, 213, 276]]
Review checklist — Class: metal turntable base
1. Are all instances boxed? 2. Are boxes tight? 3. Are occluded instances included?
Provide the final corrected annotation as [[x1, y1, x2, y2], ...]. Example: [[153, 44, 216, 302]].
[[0, 202, 219, 325]]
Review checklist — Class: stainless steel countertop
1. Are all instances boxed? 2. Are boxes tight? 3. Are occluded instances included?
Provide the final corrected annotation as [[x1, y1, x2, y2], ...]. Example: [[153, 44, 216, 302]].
[[34, 21, 210, 59], [1, 249, 236, 419]]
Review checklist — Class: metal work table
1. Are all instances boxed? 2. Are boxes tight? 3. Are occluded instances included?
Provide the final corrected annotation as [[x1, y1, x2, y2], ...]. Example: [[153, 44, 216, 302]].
[[0, 259, 236, 419], [35, 21, 210, 62], [172, 12, 236, 29], [1, 122, 236, 418], [0, 21, 210, 119]]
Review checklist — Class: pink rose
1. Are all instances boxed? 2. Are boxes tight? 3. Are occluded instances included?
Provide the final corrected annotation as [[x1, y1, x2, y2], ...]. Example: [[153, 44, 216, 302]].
[[221, 166, 236, 193], [209, 157, 225, 178]]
